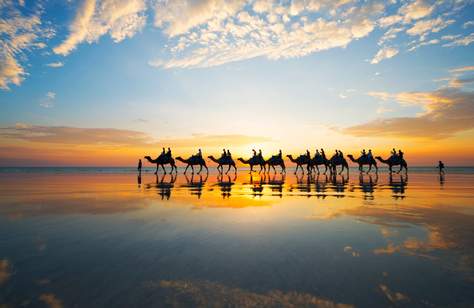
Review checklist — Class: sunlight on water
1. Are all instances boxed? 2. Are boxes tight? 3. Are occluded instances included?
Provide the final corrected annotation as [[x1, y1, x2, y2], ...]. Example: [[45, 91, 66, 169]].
[[0, 169, 473, 307]]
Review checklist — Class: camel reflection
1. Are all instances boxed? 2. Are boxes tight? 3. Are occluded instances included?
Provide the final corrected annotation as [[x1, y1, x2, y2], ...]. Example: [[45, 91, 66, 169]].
[[181, 173, 208, 199], [388, 173, 408, 199], [329, 174, 348, 197], [248, 174, 264, 197], [314, 174, 329, 198], [264, 173, 285, 198], [145, 173, 177, 200], [356, 173, 378, 199], [215, 173, 236, 199]]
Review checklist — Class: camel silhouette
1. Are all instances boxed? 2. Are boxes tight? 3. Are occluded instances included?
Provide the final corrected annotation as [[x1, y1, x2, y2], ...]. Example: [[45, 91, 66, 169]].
[[208, 155, 237, 174], [144, 155, 177, 174], [347, 154, 378, 174], [329, 155, 349, 175], [265, 155, 286, 173], [286, 154, 311, 174], [176, 155, 208, 174], [309, 154, 330, 174], [376, 155, 408, 174], [238, 156, 266, 173]]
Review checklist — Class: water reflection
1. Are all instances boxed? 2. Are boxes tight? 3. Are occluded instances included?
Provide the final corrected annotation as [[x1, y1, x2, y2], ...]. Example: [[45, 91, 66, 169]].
[[139, 171, 413, 200], [145, 173, 177, 200]]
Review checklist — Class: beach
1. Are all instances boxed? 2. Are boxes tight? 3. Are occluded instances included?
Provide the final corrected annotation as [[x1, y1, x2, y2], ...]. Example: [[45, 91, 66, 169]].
[[1, 168, 473, 307]]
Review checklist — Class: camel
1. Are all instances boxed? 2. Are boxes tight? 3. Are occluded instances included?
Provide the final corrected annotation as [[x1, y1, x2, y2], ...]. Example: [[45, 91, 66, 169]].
[[286, 154, 311, 174], [376, 155, 408, 174], [238, 156, 266, 173], [329, 155, 349, 175], [144, 155, 177, 174], [176, 155, 208, 174], [208, 155, 237, 174], [309, 155, 330, 174], [265, 155, 286, 173], [347, 154, 378, 174]]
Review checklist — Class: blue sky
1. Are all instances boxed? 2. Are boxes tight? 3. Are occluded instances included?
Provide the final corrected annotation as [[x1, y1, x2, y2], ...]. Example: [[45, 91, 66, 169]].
[[1, 0, 474, 165]]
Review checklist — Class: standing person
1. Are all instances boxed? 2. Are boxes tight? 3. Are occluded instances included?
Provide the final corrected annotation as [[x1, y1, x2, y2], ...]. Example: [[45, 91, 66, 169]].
[[367, 149, 373, 160], [438, 161, 445, 174], [137, 159, 142, 174]]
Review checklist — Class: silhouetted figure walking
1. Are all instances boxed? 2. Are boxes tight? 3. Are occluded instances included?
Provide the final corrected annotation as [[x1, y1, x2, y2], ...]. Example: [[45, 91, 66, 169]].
[[438, 161, 445, 175], [137, 159, 142, 174]]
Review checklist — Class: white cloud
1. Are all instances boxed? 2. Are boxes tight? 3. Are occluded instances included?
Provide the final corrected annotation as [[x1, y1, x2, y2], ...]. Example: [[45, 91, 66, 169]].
[[442, 33, 474, 47], [40, 91, 56, 108], [151, 1, 385, 69], [54, 0, 147, 56], [399, 0, 433, 23], [46, 62, 64, 68], [370, 46, 399, 64], [0, 1, 50, 90], [406, 17, 454, 37], [463, 21, 474, 29]]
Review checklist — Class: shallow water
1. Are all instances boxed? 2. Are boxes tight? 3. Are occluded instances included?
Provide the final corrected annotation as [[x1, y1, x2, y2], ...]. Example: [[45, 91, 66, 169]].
[[0, 169, 473, 307]]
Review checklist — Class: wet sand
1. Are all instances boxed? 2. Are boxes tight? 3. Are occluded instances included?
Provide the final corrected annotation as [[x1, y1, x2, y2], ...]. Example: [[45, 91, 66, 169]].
[[0, 169, 473, 307]]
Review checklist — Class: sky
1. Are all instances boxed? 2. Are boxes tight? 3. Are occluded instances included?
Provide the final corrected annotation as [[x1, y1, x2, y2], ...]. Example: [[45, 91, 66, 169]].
[[0, 0, 473, 166]]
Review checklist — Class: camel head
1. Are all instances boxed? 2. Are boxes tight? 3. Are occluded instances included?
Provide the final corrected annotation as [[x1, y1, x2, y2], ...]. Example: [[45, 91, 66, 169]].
[[347, 154, 354, 158], [144, 156, 153, 162]]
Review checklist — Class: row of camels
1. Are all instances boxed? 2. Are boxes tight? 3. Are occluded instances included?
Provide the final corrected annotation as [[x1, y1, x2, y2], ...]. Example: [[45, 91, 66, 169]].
[[144, 150, 408, 175]]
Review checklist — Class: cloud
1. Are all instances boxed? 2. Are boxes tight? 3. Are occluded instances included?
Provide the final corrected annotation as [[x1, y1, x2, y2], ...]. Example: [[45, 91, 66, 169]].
[[157, 134, 272, 147], [406, 17, 454, 38], [39, 91, 56, 108], [463, 21, 474, 29], [148, 279, 354, 307], [150, 1, 385, 69], [53, 0, 147, 56], [370, 46, 398, 64], [0, 124, 153, 146], [154, 0, 246, 37], [399, 0, 433, 23], [0, 259, 11, 285], [39, 293, 63, 308], [449, 65, 474, 74], [442, 32, 474, 47], [0, 1, 51, 89], [343, 88, 474, 138], [46, 61, 64, 68]]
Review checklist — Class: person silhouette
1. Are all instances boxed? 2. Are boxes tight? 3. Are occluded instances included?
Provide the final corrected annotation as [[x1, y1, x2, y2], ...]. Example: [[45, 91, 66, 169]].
[[222, 148, 227, 158], [227, 149, 232, 158], [252, 149, 257, 157], [161, 147, 165, 156], [197, 148, 202, 158], [137, 159, 142, 174], [391, 148, 397, 157], [166, 147, 171, 157], [367, 149, 373, 160], [315, 149, 320, 157], [258, 149, 263, 158], [338, 150, 344, 158], [278, 149, 282, 158], [361, 149, 366, 157], [398, 149, 404, 160], [306, 150, 311, 158], [438, 160, 445, 174], [321, 149, 326, 159]]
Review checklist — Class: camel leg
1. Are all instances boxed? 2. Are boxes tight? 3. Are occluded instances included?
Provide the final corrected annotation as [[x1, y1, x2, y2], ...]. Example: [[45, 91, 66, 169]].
[[225, 165, 231, 174], [162, 164, 167, 174], [204, 164, 209, 173], [155, 164, 159, 174], [316, 165, 320, 174], [367, 164, 371, 174], [184, 165, 189, 174], [197, 164, 203, 174], [191, 165, 195, 174], [258, 165, 263, 174]]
